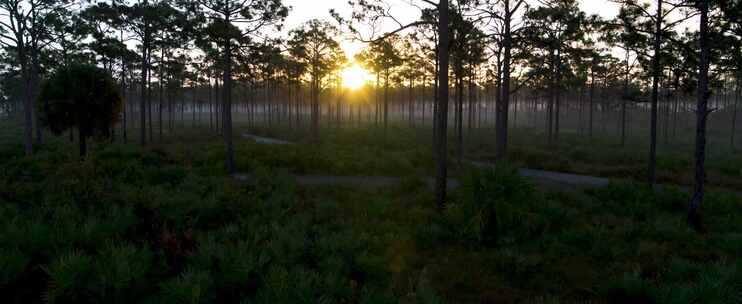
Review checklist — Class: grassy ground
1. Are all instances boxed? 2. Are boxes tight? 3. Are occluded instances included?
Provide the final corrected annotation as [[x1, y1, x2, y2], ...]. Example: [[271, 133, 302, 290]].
[[241, 120, 742, 192], [1, 120, 741, 303]]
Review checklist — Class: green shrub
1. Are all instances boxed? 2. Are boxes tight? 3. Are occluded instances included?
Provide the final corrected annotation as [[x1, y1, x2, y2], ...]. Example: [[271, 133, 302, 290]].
[[0, 248, 29, 286], [601, 272, 652, 304], [447, 165, 536, 244], [43, 251, 94, 303], [160, 268, 213, 304], [94, 242, 153, 299]]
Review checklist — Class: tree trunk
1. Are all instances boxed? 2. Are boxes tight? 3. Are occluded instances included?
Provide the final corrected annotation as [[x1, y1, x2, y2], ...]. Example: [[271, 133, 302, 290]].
[[140, 46, 148, 146], [159, 51, 164, 141], [215, 77, 220, 134], [622, 50, 630, 146], [688, 2, 710, 231], [192, 84, 197, 127], [554, 47, 562, 142], [208, 80, 213, 130], [78, 124, 86, 157], [20, 51, 34, 155], [384, 70, 390, 139], [731, 77, 740, 152], [148, 53, 154, 142], [222, 36, 235, 174], [648, 0, 662, 187], [435, 0, 450, 210], [456, 72, 463, 165], [30, 50, 42, 146], [311, 76, 320, 141], [495, 2, 513, 160], [467, 72, 473, 131], [409, 77, 414, 128], [589, 69, 595, 138]]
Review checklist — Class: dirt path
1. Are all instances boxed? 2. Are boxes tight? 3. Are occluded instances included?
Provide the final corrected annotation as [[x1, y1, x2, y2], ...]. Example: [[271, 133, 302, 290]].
[[242, 134, 293, 145], [240, 133, 613, 189], [238, 133, 741, 197], [233, 173, 461, 190]]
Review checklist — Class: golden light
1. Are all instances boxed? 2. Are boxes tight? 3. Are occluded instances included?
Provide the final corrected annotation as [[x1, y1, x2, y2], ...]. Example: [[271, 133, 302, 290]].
[[340, 64, 372, 90]]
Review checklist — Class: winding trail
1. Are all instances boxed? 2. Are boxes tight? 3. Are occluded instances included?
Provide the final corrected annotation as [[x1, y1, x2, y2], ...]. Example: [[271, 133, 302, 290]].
[[239, 133, 612, 190], [242, 134, 294, 145], [234, 173, 461, 190], [239, 133, 741, 197]]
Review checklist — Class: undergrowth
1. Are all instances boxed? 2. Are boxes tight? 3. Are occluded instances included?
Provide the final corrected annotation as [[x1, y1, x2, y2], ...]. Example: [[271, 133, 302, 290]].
[[0, 130, 741, 303]]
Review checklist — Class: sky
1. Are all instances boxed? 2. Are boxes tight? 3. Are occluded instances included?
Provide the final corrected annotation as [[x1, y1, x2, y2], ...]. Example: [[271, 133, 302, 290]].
[[281, 0, 622, 57]]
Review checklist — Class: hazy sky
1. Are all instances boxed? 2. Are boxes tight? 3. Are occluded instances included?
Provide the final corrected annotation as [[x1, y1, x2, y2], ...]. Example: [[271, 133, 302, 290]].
[[281, 0, 622, 56]]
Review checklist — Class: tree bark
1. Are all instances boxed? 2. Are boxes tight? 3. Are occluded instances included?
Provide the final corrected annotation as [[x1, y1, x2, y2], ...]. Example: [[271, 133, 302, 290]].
[[456, 71, 463, 165], [140, 44, 148, 146], [31, 49, 42, 146], [384, 69, 390, 139], [158, 50, 165, 142], [20, 56, 34, 155], [688, 1, 710, 231], [148, 50, 154, 142], [731, 77, 740, 152], [554, 47, 562, 142], [622, 49, 630, 146], [222, 36, 235, 174], [648, 0, 662, 187], [495, 0, 513, 160], [311, 75, 320, 141], [435, 0, 450, 210]]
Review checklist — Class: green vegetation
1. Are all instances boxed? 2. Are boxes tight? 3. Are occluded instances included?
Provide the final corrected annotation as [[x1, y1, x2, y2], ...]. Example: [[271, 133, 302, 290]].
[[245, 122, 742, 192], [1, 0, 740, 301], [36, 63, 123, 156], [1, 125, 740, 303]]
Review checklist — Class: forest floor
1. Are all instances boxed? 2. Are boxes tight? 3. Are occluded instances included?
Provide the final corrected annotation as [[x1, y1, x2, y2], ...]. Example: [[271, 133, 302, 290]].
[[242, 124, 742, 197], [240, 132, 610, 191], [2, 119, 742, 303]]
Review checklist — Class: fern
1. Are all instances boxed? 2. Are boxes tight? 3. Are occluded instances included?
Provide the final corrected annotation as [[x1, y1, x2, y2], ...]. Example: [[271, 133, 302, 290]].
[[160, 268, 213, 304], [95, 241, 153, 297], [0, 248, 29, 286], [43, 251, 94, 303]]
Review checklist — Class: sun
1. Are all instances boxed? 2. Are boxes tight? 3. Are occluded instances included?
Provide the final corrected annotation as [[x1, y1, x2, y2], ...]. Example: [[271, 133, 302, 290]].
[[340, 64, 372, 90]]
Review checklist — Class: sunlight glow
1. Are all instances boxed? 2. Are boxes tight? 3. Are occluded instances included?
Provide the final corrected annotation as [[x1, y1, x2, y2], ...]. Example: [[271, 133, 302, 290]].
[[340, 64, 372, 90]]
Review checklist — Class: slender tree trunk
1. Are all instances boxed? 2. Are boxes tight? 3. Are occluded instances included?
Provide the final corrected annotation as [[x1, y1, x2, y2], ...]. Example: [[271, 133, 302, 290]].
[[384, 70, 390, 139], [159, 51, 164, 141], [311, 76, 320, 141], [409, 77, 414, 128], [513, 91, 518, 129], [589, 69, 595, 138], [496, 3, 513, 160], [192, 84, 197, 127], [30, 50, 42, 146], [78, 125, 86, 157], [422, 76, 427, 127], [456, 72, 463, 165], [688, 2, 710, 231], [222, 34, 235, 174], [140, 46, 148, 146], [648, 0, 662, 187], [622, 50, 630, 147], [148, 54, 154, 141], [209, 80, 213, 130], [554, 47, 562, 142], [467, 72, 473, 131], [435, 0, 450, 210], [295, 83, 300, 127], [433, 59, 439, 145], [215, 77, 220, 134], [19, 47, 34, 155], [578, 88, 584, 135], [732, 77, 740, 152]]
